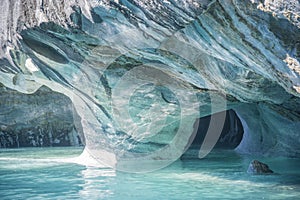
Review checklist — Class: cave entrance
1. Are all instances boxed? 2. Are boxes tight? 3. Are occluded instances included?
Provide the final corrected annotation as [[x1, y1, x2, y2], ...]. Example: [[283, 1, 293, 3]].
[[182, 109, 244, 159]]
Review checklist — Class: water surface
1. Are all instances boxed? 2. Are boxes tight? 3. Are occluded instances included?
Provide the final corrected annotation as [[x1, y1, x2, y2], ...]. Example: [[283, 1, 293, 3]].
[[0, 148, 299, 199]]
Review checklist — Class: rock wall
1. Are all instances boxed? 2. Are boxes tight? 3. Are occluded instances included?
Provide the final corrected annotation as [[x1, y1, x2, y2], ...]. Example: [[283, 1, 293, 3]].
[[234, 102, 300, 157], [0, 84, 84, 148]]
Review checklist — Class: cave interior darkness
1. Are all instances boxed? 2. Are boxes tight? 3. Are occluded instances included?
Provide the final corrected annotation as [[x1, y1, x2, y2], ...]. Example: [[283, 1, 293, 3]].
[[182, 109, 244, 159]]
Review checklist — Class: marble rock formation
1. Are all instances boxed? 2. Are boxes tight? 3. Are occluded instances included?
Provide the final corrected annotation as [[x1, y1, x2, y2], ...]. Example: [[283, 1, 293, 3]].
[[0, 84, 83, 147], [0, 0, 299, 170]]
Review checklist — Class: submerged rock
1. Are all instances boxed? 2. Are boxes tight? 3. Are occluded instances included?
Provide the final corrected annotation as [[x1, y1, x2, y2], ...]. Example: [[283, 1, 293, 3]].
[[247, 160, 274, 174]]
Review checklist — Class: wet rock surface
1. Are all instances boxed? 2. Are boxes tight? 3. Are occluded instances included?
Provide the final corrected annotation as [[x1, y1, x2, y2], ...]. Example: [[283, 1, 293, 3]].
[[247, 160, 274, 174]]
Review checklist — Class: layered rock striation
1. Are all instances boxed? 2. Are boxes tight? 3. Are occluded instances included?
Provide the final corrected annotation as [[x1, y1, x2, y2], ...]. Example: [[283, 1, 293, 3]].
[[0, 0, 299, 169], [0, 84, 83, 147]]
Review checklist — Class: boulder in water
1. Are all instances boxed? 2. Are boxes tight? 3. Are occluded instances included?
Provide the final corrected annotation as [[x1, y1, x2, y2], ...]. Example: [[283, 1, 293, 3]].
[[247, 160, 274, 174]]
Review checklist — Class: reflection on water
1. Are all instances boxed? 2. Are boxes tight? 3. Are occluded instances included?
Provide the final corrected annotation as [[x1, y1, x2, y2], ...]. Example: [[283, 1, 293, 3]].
[[0, 147, 299, 199], [79, 167, 116, 199]]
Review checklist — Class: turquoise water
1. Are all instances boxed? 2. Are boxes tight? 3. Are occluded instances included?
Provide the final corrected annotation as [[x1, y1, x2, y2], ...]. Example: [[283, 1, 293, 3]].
[[0, 148, 300, 199]]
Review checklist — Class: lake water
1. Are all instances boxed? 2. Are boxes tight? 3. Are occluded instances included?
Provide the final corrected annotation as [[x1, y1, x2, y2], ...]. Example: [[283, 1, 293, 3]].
[[0, 147, 299, 199]]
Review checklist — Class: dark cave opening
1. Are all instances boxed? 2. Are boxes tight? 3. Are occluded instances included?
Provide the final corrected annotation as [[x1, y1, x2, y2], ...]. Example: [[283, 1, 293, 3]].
[[181, 109, 244, 159]]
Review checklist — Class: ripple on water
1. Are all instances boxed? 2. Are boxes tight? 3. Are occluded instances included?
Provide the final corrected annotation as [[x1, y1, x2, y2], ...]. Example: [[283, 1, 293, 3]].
[[0, 148, 300, 200]]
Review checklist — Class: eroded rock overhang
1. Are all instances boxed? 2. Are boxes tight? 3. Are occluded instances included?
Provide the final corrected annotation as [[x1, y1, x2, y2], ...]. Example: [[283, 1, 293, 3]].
[[0, 0, 300, 171]]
